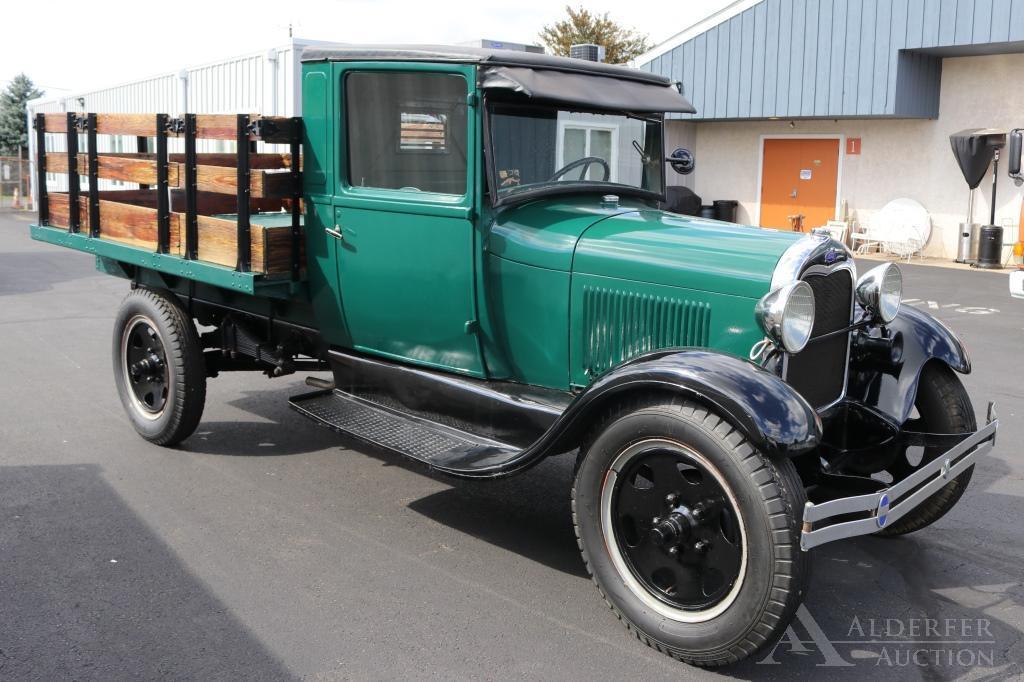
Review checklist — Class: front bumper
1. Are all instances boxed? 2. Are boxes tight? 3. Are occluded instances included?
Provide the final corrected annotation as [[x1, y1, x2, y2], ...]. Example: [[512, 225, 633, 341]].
[[800, 403, 999, 550]]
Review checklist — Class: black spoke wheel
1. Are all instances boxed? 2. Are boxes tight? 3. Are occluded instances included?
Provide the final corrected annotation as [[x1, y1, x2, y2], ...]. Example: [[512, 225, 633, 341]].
[[573, 397, 810, 667], [876, 362, 976, 537], [605, 441, 745, 614], [112, 288, 206, 446]]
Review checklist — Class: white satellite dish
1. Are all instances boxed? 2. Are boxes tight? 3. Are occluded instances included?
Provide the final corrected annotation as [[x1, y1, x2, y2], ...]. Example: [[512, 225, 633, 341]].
[[871, 198, 931, 248]]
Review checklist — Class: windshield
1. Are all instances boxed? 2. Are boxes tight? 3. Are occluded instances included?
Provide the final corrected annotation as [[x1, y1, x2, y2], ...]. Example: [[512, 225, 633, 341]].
[[488, 103, 663, 201]]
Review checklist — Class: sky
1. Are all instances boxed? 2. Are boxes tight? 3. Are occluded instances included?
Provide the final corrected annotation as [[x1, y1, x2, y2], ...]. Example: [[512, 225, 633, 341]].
[[1, 0, 734, 99]]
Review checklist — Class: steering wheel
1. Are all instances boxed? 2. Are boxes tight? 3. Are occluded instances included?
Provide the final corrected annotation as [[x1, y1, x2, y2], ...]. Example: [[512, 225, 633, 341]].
[[549, 156, 610, 182]]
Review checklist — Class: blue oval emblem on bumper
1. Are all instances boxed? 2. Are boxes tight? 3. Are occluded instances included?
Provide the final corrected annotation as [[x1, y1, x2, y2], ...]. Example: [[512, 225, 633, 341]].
[[876, 494, 891, 528]]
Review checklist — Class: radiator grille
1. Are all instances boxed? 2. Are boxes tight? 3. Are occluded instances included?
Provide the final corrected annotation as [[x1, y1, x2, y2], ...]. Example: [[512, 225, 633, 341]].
[[784, 269, 853, 409], [581, 286, 711, 377]]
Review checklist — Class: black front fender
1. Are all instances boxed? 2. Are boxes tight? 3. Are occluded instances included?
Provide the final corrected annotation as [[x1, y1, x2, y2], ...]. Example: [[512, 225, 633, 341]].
[[544, 349, 822, 459], [853, 304, 971, 424]]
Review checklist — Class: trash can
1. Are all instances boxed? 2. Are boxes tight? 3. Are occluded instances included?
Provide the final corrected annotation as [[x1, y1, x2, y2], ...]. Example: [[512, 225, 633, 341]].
[[976, 225, 1004, 269], [699, 205, 716, 219], [956, 223, 978, 263], [713, 200, 739, 223]]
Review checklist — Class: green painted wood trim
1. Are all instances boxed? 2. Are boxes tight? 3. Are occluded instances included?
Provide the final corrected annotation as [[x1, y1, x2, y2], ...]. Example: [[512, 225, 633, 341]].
[[30, 224, 301, 300]]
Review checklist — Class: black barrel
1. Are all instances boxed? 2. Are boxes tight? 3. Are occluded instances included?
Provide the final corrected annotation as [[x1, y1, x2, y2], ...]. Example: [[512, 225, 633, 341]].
[[699, 205, 716, 219], [713, 200, 739, 222], [976, 225, 1004, 269]]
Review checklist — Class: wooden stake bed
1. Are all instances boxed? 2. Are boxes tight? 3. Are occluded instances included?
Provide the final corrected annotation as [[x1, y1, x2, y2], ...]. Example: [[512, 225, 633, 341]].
[[36, 112, 304, 278]]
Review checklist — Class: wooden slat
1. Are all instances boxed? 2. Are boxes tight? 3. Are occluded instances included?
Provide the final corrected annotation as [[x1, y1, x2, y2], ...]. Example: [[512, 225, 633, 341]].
[[46, 153, 180, 186], [263, 223, 306, 274], [42, 113, 72, 132], [42, 113, 157, 136], [45, 193, 182, 253], [41, 113, 298, 142], [47, 193, 85, 229], [170, 190, 288, 215], [94, 200, 182, 252], [169, 152, 293, 168], [94, 152, 293, 169], [94, 114, 158, 137], [194, 165, 297, 198], [99, 189, 162, 208], [192, 214, 270, 272], [167, 114, 298, 142], [49, 192, 297, 274], [253, 171, 296, 198]]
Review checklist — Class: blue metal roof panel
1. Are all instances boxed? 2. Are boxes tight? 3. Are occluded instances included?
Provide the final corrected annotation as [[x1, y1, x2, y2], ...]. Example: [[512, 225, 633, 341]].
[[645, 0, 1024, 120]]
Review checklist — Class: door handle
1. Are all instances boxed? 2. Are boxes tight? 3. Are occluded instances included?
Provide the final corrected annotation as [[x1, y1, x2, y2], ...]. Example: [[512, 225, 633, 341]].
[[790, 189, 798, 198], [326, 225, 344, 240]]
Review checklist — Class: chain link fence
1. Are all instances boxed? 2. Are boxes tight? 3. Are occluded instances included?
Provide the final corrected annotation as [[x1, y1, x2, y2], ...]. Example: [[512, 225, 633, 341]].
[[0, 155, 32, 209]]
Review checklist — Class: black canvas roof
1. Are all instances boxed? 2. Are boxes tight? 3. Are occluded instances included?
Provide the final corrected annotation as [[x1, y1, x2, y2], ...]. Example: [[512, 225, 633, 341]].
[[300, 44, 669, 86], [300, 45, 696, 114]]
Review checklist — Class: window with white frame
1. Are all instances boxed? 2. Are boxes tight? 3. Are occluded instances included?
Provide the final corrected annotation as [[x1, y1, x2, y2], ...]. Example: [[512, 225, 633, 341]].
[[557, 122, 618, 182]]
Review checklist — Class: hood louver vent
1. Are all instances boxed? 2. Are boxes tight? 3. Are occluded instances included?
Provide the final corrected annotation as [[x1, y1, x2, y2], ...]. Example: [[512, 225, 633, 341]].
[[581, 286, 711, 379]]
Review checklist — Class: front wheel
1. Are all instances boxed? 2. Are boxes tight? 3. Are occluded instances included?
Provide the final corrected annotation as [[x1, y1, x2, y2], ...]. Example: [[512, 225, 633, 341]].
[[876, 363, 976, 537], [573, 397, 810, 667], [112, 287, 206, 446]]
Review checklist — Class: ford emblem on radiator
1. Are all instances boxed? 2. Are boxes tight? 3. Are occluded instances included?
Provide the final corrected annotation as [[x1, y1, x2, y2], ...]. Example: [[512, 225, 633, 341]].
[[876, 494, 891, 528], [824, 247, 841, 265]]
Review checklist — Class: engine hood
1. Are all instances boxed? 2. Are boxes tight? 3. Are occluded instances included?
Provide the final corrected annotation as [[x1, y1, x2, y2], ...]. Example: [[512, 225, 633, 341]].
[[486, 194, 646, 271], [488, 196, 804, 299], [574, 210, 802, 299]]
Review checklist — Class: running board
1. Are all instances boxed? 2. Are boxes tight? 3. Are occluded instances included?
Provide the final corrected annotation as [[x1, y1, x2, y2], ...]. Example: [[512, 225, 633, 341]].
[[289, 389, 522, 475]]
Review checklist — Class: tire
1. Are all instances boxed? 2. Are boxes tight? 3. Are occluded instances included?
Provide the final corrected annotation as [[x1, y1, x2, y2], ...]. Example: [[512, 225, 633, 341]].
[[876, 362, 976, 537], [112, 287, 206, 446], [572, 396, 810, 667]]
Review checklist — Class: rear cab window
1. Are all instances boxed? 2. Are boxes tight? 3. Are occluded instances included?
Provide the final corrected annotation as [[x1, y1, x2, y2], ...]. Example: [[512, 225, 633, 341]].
[[345, 72, 468, 196]]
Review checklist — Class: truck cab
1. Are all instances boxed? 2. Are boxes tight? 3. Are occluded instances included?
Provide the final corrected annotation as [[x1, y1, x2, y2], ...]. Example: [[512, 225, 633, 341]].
[[299, 47, 708, 387]]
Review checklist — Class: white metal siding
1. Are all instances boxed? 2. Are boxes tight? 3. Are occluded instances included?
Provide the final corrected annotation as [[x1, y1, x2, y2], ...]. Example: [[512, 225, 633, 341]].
[[26, 38, 344, 203]]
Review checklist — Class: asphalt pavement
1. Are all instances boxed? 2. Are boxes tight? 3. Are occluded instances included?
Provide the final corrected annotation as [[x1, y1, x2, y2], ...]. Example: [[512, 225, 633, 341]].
[[1, 209, 1022, 680]]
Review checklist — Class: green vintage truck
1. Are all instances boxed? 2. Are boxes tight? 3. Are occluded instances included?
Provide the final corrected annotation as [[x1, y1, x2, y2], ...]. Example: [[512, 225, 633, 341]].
[[31, 46, 998, 667]]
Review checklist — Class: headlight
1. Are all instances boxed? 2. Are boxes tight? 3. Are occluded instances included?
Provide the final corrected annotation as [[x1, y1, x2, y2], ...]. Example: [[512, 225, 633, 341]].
[[855, 263, 902, 323], [755, 281, 816, 353]]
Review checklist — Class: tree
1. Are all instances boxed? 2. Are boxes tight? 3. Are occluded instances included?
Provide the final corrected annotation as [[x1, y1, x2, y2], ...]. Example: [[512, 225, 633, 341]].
[[0, 74, 43, 156], [539, 6, 651, 64]]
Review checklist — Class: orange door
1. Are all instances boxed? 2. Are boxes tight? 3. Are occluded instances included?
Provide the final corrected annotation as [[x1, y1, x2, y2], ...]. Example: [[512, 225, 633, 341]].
[[759, 138, 840, 231]]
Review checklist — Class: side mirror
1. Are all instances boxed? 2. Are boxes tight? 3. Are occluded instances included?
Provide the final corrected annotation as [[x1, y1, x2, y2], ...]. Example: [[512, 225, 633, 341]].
[[666, 147, 695, 175], [1009, 129, 1023, 186]]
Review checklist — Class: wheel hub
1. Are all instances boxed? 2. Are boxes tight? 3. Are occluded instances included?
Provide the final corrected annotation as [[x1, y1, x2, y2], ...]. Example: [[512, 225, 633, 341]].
[[122, 318, 169, 415], [608, 444, 744, 612]]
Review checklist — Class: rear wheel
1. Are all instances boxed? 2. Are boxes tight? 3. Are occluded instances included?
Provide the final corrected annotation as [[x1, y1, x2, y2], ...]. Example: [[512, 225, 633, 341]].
[[877, 363, 976, 537], [112, 288, 206, 446], [572, 397, 810, 667]]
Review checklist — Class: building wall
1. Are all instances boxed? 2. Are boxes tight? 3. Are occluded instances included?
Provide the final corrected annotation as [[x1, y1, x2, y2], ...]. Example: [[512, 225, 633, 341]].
[[641, 0, 1024, 121], [665, 121, 698, 190], [677, 52, 1024, 258]]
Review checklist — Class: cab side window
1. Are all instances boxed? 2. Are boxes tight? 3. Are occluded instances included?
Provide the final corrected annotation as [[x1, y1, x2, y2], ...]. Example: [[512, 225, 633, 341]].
[[345, 72, 468, 195]]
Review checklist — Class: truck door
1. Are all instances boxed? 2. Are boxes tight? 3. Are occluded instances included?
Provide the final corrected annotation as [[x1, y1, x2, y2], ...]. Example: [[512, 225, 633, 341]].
[[332, 65, 483, 376]]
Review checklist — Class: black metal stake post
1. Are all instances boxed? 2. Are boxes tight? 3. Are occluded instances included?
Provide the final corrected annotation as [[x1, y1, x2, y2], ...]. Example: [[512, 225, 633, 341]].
[[136, 135, 150, 190], [34, 114, 48, 225], [236, 114, 252, 273], [155, 114, 170, 254], [990, 148, 1000, 226], [289, 117, 302, 280], [86, 114, 100, 237], [66, 112, 80, 233], [184, 113, 198, 260]]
